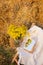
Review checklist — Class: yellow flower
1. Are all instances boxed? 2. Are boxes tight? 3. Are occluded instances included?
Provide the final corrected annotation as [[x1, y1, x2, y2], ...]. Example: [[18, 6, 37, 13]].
[[7, 24, 27, 39]]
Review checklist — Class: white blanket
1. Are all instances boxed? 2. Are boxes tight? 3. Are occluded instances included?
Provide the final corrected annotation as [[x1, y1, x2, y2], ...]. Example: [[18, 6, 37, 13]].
[[18, 25, 43, 65]]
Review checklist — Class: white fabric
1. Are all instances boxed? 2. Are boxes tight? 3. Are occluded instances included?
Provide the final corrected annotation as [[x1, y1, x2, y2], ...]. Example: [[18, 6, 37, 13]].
[[17, 47, 35, 65], [18, 25, 43, 65]]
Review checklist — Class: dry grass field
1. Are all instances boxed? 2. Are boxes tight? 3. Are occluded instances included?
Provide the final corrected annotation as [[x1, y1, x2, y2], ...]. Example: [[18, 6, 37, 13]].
[[0, 0, 43, 65]]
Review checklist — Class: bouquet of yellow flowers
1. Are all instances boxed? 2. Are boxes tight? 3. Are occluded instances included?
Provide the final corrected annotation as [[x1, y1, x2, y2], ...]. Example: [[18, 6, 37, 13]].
[[7, 24, 27, 40]]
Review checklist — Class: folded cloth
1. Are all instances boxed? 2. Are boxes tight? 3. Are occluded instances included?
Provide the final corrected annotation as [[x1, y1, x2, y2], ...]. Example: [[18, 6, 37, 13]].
[[17, 25, 43, 65]]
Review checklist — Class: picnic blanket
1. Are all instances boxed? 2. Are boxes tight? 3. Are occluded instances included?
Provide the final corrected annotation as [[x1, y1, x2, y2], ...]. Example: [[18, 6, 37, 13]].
[[17, 25, 43, 65]]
